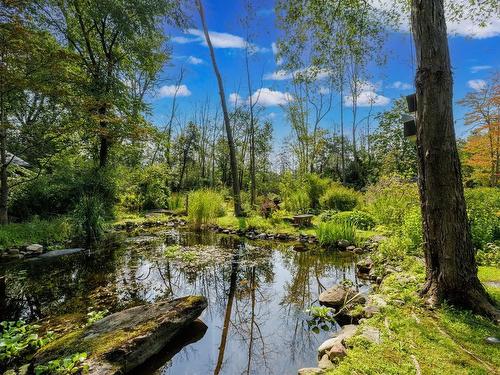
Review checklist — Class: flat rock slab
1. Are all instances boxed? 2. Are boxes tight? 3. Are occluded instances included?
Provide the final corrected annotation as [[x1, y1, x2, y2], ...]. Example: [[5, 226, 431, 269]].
[[39, 248, 86, 258], [33, 296, 207, 374], [319, 285, 358, 308]]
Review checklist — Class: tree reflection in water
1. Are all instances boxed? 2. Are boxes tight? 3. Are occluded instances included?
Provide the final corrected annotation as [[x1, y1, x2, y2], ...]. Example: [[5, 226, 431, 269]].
[[0, 230, 367, 374]]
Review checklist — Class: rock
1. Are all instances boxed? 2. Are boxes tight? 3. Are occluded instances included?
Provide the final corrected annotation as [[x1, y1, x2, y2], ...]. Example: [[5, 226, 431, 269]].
[[363, 305, 380, 318], [361, 326, 381, 344], [371, 235, 387, 243], [257, 233, 268, 240], [346, 245, 356, 251], [318, 354, 334, 370], [298, 368, 324, 375], [337, 239, 350, 249], [485, 336, 500, 345], [39, 248, 85, 258], [293, 243, 307, 252], [25, 244, 42, 254], [33, 296, 207, 374], [319, 285, 357, 308], [318, 324, 358, 357], [356, 257, 373, 274], [327, 342, 347, 361], [353, 247, 364, 254]]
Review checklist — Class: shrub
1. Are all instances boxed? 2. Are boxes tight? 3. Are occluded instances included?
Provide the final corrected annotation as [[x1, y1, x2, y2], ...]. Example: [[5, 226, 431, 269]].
[[286, 189, 311, 214], [167, 193, 185, 211], [329, 210, 376, 230], [269, 209, 291, 225], [188, 189, 225, 230], [260, 197, 278, 218], [0, 217, 73, 250], [306, 173, 330, 209], [364, 176, 419, 226], [316, 221, 357, 247], [401, 206, 423, 254], [318, 209, 339, 222], [464, 188, 500, 249], [377, 235, 412, 261], [319, 184, 360, 211]]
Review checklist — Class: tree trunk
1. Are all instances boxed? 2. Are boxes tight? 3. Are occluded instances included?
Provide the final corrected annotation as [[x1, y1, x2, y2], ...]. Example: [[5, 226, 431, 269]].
[[196, 0, 242, 216], [98, 106, 109, 168], [0, 91, 8, 225], [411, 0, 498, 320]]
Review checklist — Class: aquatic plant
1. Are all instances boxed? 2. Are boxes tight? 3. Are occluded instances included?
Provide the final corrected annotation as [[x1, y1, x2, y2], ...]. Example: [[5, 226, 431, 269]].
[[0, 321, 54, 362], [316, 221, 357, 247], [329, 210, 376, 230], [72, 194, 106, 244], [306, 306, 336, 334], [86, 310, 109, 326], [35, 352, 89, 375]]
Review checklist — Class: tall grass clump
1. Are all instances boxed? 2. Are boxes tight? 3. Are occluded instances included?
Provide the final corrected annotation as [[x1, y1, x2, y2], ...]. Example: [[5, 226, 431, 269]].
[[364, 176, 419, 227], [319, 184, 360, 211], [330, 210, 376, 230], [188, 189, 225, 230], [316, 221, 357, 247], [73, 194, 106, 245], [464, 187, 500, 249]]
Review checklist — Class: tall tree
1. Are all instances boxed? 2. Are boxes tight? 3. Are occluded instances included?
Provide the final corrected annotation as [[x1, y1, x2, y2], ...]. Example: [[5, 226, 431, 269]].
[[195, 0, 242, 216], [410, 0, 497, 319], [36, 0, 184, 167]]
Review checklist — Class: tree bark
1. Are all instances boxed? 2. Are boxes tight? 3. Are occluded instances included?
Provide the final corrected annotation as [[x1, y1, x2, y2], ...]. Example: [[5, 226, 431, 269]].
[[0, 90, 8, 225], [196, 0, 242, 216], [411, 0, 498, 320], [98, 106, 109, 168]]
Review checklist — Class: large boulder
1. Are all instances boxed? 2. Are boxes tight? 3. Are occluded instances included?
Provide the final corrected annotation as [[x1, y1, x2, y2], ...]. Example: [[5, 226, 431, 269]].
[[319, 285, 359, 309], [33, 296, 207, 374]]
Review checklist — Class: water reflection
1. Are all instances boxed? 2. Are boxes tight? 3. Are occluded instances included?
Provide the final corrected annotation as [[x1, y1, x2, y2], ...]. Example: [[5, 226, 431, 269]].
[[0, 230, 368, 375]]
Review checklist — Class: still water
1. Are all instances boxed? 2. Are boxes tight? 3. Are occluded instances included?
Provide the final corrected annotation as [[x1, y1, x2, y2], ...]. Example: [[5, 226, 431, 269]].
[[0, 229, 368, 375]]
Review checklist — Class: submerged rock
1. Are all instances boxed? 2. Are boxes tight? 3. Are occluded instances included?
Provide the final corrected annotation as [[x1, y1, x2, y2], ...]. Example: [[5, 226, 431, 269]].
[[298, 368, 324, 375], [319, 285, 358, 308], [33, 296, 207, 374], [39, 248, 85, 258]]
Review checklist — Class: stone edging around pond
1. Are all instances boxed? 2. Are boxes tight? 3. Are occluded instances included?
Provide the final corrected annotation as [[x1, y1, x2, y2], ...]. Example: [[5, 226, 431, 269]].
[[114, 217, 387, 255]]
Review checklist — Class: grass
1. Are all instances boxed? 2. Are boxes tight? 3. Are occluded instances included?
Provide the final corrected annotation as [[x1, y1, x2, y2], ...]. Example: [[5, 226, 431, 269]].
[[478, 266, 500, 305], [316, 221, 357, 247], [0, 218, 73, 250], [325, 258, 500, 375]]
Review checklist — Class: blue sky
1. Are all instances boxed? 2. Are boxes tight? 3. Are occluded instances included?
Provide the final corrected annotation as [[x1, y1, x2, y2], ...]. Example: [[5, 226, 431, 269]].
[[148, 0, 500, 144]]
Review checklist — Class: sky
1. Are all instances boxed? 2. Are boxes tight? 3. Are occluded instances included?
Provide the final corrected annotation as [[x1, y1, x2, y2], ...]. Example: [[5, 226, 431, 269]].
[[147, 0, 500, 145]]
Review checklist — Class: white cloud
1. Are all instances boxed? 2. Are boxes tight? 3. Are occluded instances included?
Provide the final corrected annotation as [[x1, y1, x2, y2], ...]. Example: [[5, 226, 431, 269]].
[[229, 92, 243, 105], [470, 65, 492, 73], [467, 79, 487, 91], [319, 86, 331, 94], [389, 81, 412, 90], [345, 91, 390, 107], [250, 88, 293, 107], [264, 66, 332, 81], [263, 69, 293, 80], [158, 84, 191, 98], [448, 18, 500, 39], [172, 29, 268, 52], [271, 42, 283, 65], [371, 0, 500, 39], [187, 56, 203, 65]]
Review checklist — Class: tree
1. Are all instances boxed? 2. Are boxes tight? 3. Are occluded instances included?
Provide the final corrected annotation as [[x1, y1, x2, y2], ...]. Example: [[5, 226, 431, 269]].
[[371, 98, 418, 179], [35, 0, 184, 167], [195, 0, 242, 216], [410, 0, 498, 319], [458, 73, 500, 186]]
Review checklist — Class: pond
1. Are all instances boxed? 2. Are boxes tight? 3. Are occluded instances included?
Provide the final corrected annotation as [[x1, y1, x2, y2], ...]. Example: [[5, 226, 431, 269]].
[[0, 229, 369, 375]]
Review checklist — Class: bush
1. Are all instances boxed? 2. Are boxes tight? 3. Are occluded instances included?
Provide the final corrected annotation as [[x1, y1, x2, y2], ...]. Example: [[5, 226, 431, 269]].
[[465, 188, 500, 249], [188, 189, 225, 230], [319, 184, 360, 211], [306, 173, 330, 209], [0, 217, 72, 250], [286, 189, 311, 214], [365, 176, 419, 226], [316, 221, 357, 247], [318, 209, 339, 222], [269, 209, 291, 225], [118, 164, 170, 212], [401, 206, 423, 254], [377, 235, 412, 261], [167, 193, 185, 211], [330, 211, 376, 230]]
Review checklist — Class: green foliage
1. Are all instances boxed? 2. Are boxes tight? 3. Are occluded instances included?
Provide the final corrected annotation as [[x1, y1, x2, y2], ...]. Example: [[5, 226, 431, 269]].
[[269, 209, 291, 225], [365, 177, 419, 226], [305, 173, 330, 209], [464, 187, 500, 249], [329, 210, 376, 230], [305, 306, 336, 334], [72, 195, 106, 244], [118, 164, 171, 212], [0, 218, 72, 250], [319, 184, 359, 211], [85, 310, 109, 326], [167, 193, 185, 211], [316, 221, 357, 247], [286, 189, 311, 214], [318, 209, 339, 222], [35, 352, 89, 375], [377, 235, 412, 261], [188, 189, 225, 230], [0, 321, 54, 362], [476, 243, 500, 266], [401, 206, 423, 254]]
